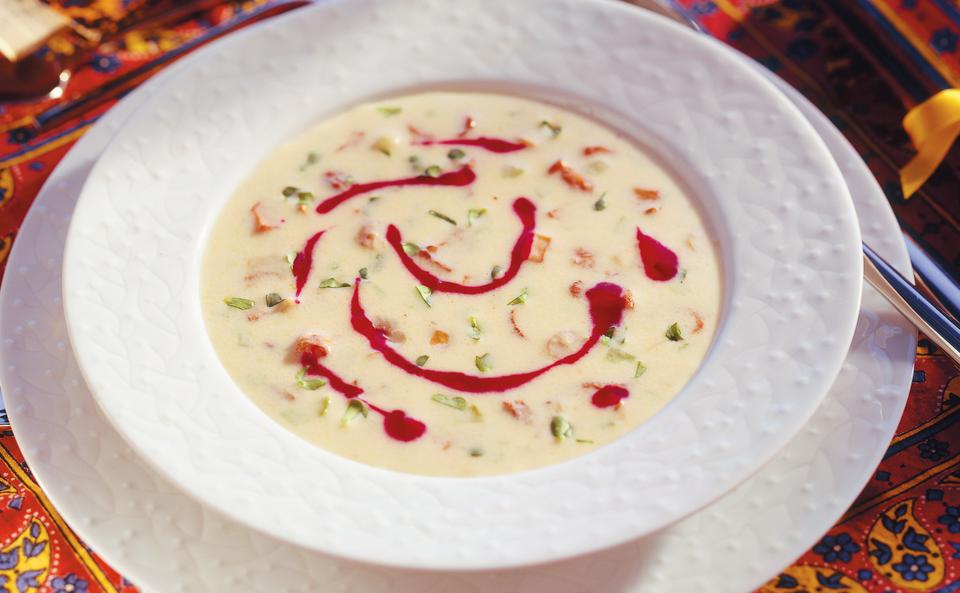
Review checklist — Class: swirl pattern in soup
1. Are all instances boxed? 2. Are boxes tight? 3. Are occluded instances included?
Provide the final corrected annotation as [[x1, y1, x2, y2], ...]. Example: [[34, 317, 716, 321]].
[[201, 92, 721, 476]]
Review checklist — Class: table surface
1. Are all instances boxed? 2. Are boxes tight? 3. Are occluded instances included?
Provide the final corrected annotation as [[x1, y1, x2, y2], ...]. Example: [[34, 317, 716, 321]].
[[0, 1, 957, 592]]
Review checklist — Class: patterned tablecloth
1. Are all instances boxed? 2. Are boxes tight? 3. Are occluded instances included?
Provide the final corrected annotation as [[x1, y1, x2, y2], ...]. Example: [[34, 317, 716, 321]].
[[0, 1, 957, 591]]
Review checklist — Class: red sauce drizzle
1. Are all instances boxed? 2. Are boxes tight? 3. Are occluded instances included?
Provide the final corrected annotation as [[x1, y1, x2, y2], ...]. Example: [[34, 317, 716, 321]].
[[315, 166, 476, 214], [350, 280, 626, 393], [285, 149, 664, 438], [636, 227, 679, 281], [591, 385, 629, 408], [299, 351, 426, 442], [378, 408, 427, 442], [416, 137, 527, 153], [292, 230, 325, 301], [385, 197, 536, 294]]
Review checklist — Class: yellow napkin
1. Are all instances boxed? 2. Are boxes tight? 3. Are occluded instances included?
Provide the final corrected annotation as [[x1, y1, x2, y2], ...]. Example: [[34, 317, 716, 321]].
[[901, 89, 960, 199]]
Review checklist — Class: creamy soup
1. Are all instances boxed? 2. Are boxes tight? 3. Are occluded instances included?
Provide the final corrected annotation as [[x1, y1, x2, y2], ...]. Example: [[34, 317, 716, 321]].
[[201, 92, 721, 476]]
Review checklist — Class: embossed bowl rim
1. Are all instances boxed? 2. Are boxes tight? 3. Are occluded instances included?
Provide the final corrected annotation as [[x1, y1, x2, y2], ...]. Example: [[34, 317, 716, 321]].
[[61, 0, 863, 570]]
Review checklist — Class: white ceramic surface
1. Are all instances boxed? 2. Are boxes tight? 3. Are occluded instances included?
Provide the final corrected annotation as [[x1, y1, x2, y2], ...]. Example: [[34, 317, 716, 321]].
[[0, 8, 915, 593], [59, 0, 863, 568]]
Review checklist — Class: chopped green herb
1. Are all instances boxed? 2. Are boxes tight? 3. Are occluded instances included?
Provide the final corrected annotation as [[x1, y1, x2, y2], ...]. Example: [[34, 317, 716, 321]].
[[402, 242, 421, 256], [318, 396, 331, 416], [501, 165, 524, 178], [415, 284, 432, 306], [593, 191, 607, 211], [507, 288, 528, 306], [679, 269, 688, 283], [551, 416, 573, 442], [341, 399, 369, 425], [606, 348, 636, 362], [468, 316, 481, 341], [447, 148, 466, 160], [377, 106, 402, 116], [491, 265, 503, 279], [224, 297, 254, 310], [318, 278, 350, 289], [265, 292, 284, 307], [358, 267, 369, 280], [539, 120, 562, 138], [368, 196, 381, 203], [431, 393, 467, 410], [295, 368, 326, 390], [467, 207, 487, 226], [415, 355, 429, 367], [475, 353, 492, 372], [575, 438, 595, 444], [665, 322, 684, 341], [600, 326, 620, 346], [424, 165, 442, 177], [296, 191, 315, 206], [428, 209, 457, 225], [469, 448, 484, 457], [469, 404, 484, 421], [634, 361, 647, 378], [301, 151, 319, 170], [372, 136, 393, 156], [282, 185, 298, 197], [408, 155, 423, 172]]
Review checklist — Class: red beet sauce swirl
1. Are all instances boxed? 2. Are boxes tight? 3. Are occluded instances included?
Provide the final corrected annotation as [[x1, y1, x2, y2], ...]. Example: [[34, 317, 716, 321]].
[[284, 145, 688, 442], [636, 227, 679, 281], [350, 279, 626, 393], [386, 197, 536, 294], [415, 137, 527, 153], [591, 385, 629, 408], [292, 230, 325, 301], [299, 351, 426, 442], [315, 166, 476, 214]]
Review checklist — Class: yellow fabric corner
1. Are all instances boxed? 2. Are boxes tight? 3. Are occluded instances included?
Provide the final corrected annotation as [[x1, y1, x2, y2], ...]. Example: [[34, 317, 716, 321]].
[[901, 89, 960, 199]]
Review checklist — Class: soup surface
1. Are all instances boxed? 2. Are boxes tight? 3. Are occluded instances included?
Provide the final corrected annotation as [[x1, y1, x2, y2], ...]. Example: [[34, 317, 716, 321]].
[[202, 92, 721, 476]]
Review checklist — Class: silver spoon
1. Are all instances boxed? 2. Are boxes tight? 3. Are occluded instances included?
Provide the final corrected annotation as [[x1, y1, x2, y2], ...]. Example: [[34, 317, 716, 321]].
[[628, 0, 960, 365]]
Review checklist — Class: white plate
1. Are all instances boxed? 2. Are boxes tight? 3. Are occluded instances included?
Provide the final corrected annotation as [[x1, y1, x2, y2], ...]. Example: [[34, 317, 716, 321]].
[[59, 0, 863, 568], [0, 8, 914, 593]]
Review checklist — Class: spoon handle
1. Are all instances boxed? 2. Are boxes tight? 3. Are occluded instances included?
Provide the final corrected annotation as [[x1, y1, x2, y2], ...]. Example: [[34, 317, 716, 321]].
[[864, 243, 960, 365]]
